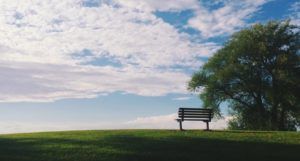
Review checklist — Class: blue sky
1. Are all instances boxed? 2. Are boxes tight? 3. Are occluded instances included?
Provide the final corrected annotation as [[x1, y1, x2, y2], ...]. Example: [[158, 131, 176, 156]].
[[0, 0, 299, 133]]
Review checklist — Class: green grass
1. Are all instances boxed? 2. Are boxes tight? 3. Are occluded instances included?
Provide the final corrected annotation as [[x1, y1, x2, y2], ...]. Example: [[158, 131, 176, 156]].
[[0, 130, 299, 161]]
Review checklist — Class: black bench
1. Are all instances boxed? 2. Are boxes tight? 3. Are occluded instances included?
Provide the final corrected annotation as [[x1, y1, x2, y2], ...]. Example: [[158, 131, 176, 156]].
[[176, 108, 213, 131]]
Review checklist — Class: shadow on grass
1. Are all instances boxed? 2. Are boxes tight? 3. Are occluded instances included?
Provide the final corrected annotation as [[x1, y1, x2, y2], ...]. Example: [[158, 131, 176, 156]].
[[0, 133, 299, 161]]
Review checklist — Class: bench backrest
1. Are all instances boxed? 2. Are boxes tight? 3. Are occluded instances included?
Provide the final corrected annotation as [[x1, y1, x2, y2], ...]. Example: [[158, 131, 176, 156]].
[[178, 108, 213, 121]]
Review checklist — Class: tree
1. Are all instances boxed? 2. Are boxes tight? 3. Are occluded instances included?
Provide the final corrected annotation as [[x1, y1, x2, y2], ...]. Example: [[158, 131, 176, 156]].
[[188, 20, 300, 131]]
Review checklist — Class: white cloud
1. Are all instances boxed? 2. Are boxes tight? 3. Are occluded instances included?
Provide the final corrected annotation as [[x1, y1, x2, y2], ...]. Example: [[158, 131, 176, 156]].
[[0, 0, 219, 102], [0, 120, 122, 134], [115, 0, 199, 12], [289, 1, 300, 25], [0, 114, 231, 134], [0, 0, 214, 67], [0, 61, 191, 102], [188, 0, 269, 38], [172, 96, 191, 101], [0, 0, 284, 102], [126, 113, 231, 130]]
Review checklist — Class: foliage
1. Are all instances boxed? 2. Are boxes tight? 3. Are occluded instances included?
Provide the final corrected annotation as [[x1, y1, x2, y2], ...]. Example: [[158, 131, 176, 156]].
[[189, 20, 300, 131], [0, 130, 299, 161]]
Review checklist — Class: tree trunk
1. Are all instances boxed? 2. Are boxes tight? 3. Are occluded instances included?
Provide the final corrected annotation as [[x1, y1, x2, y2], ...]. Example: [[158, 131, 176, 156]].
[[271, 72, 279, 130], [271, 106, 278, 130], [278, 108, 286, 131]]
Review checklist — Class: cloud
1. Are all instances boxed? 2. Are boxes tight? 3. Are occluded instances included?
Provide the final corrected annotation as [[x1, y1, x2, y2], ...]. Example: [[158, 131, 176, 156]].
[[289, 1, 300, 25], [188, 0, 269, 38], [126, 113, 231, 129], [0, 0, 215, 67], [115, 0, 199, 12], [0, 114, 231, 134], [0, 120, 122, 134], [0, 61, 191, 102], [0, 0, 285, 103], [172, 96, 191, 101], [0, 0, 219, 102]]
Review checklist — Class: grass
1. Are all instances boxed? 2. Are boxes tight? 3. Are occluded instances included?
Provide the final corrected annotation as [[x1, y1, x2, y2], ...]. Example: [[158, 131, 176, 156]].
[[0, 130, 299, 161]]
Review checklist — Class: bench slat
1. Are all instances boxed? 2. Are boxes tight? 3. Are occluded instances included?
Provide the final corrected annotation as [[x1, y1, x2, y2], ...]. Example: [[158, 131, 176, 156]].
[[179, 108, 211, 110], [178, 110, 211, 112], [178, 113, 212, 115], [178, 112, 211, 115], [181, 119, 210, 121], [178, 109, 211, 111], [178, 112, 212, 115], [179, 116, 211, 118], [179, 111, 211, 113]]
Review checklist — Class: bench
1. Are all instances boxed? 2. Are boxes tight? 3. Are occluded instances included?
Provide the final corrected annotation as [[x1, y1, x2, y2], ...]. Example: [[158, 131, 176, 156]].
[[176, 108, 213, 131]]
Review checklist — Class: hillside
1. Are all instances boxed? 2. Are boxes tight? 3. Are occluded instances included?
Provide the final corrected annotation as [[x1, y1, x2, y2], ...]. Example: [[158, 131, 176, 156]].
[[0, 130, 299, 161]]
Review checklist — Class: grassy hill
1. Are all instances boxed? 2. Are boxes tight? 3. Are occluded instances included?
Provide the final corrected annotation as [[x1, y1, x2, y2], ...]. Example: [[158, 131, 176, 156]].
[[0, 130, 299, 161]]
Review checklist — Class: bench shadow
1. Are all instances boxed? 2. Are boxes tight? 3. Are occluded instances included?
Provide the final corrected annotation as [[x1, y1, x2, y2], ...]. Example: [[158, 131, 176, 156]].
[[0, 133, 299, 161]]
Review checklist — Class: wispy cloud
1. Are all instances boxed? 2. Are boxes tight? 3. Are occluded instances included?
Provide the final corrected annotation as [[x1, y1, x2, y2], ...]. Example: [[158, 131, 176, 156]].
[[0, 61, 190, 102], [172, 96, 191, 101], [115, 0, 199, 12], [188, 0, 269, 38], [289, 1, 300, 25]]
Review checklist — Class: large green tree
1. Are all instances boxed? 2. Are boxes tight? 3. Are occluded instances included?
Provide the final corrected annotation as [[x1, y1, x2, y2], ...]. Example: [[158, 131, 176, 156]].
[[188, 21, 300, 131]]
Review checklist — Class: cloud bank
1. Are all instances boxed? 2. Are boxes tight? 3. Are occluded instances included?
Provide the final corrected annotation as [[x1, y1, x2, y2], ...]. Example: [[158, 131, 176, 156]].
[[0, 0, 270, 102], [126, 113, 230, 129], [0, 113, 231, 134]]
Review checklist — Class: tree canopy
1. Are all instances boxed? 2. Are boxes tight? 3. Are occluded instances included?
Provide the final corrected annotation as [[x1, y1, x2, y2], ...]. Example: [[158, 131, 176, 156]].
[[188, 20, 300, 131]]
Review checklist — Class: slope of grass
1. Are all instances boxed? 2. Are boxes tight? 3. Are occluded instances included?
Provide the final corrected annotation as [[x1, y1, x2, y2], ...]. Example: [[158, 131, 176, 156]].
[[0, 130, 299, 161]]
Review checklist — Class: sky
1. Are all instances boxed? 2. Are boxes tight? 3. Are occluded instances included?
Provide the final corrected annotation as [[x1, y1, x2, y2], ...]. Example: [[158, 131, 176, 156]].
[[0, 0, 299, 134]]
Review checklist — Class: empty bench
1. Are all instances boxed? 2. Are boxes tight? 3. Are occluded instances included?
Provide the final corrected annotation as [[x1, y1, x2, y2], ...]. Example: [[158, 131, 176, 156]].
[[176, 108, 213, 131]]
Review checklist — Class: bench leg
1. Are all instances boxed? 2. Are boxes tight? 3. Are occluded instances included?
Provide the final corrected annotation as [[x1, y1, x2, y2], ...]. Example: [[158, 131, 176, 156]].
[[206, 121, 209, 131], [179, 120, 183, 131]]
